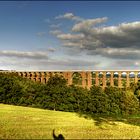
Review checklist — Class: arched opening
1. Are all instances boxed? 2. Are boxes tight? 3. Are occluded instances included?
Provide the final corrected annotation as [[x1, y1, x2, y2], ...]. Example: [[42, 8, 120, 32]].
[[129, 72, 135, 85], [137, 72, 140, 78], [99, 72, 103, 78], [121, 72, 127, 87], [98, 72, 103, 86], [38, 78, 41, 82], [72, 72, 82, 85], [106, 72, 111, 86], [91, 72, 96, 78], [106, 72, 111, 78], [29, 72, 32, 78], [129, 72, 135, 78], [121, 72, 127, 78], [44, 72, 47, 78], [113, 72, 118, 78]]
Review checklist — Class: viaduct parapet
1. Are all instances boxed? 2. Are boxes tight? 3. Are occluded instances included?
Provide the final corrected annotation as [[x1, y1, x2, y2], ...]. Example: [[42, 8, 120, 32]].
[[1, 70, 140, 89]]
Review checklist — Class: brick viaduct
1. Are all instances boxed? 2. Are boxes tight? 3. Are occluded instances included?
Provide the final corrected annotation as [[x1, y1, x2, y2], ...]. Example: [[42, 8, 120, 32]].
[[2, 70, 140, 89]]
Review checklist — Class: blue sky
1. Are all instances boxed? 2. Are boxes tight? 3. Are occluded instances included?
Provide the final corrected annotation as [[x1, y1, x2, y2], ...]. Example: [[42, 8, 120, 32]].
[[1, 1, 140, 70]]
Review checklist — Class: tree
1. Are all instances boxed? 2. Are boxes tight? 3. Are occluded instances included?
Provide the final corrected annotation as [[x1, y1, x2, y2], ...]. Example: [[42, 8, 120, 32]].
[[66, 85, 88, 112], [87, 86, 109, 114], [105, 87, 123, 115], [45, 75, 68, 110], [0, 73, 23, 105], [120, 90, 139, 115], [47, 74, 67, 87]]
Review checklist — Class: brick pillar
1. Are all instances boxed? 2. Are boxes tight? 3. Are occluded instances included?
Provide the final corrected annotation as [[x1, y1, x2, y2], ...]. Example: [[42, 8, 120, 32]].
[[27, 72, 30, 79], [46, 72, 50, 82], [87, 72, 92, 89], [110, 72, 114, 87], [63, 72, 68, 84], [40, 72, 43, 83], [36, 72, 39, 82], [135, 71, 138, 84], [17, 72, 21, 76], [22, 72, 25, 78], [126, 71, 130, 88], [62, 72, 67, 79], [46, 72, 49, 83], [95, 72, 99, 86], [118, 72, 122, 88], [18, 72, 21, 77], [102, 72, 106, 89], [42, 72, 45, 83], [68, 72, 72, 85], [81, 72, 86, 88]]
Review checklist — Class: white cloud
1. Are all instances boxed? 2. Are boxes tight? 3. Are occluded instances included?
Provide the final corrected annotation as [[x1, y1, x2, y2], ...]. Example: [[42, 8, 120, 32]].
[[0, 50, 48, 60], [0, 54, 99, 70], [52, 13, 140, 61], [55, 12, 83, 22], [94, 21, 140, 48], [62, 42, 82, 48], [57, 33, 84, 40], [89, 47, 140, 60], [72, 17, 108, 32], [109, 60, 140, 70]]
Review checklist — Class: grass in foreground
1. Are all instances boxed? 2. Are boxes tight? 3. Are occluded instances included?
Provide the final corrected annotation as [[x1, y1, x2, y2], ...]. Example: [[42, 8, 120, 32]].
[[0, 104, 140, 139]]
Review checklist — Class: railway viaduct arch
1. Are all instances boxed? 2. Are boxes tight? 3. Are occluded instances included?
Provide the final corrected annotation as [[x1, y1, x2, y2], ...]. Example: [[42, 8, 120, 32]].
[[1, 70, 140, 89]]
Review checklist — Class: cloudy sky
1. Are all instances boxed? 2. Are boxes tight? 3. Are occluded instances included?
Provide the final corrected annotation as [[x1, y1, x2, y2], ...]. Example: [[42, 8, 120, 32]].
[[1, 1, 140, 71]]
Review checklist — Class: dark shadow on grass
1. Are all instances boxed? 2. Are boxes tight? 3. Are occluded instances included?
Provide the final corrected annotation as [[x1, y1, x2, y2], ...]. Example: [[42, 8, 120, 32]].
[[77, 112, 140, 127], [52, 129, 65, 140]]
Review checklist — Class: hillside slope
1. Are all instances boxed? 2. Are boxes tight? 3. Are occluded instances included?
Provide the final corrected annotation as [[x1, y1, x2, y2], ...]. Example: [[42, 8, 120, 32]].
[[0, 104, 140, 139]]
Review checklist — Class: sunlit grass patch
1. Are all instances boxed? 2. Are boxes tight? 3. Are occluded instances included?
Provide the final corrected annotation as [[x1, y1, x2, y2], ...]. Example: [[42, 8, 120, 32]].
[[0, 104, 140, 139]]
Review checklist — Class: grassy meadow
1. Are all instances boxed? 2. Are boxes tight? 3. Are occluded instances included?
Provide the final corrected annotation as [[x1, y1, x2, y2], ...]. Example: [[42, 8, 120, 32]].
[[0, 103, 140, 139]]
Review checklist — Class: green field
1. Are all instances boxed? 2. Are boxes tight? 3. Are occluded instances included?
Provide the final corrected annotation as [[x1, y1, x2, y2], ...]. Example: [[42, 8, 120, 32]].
[[0, 104, 140, 139]]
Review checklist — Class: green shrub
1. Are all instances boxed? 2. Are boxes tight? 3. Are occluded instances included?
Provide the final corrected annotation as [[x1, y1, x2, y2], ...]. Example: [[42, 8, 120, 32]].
[[0, 73, 139, 116], [87, 86, 109, 114]]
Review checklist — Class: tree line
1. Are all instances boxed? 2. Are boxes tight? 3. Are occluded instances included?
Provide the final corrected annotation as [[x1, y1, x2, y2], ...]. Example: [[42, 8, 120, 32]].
[[0, 73, 140, 116]]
